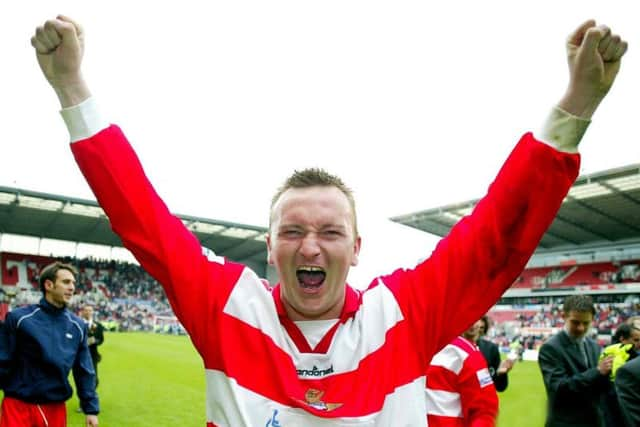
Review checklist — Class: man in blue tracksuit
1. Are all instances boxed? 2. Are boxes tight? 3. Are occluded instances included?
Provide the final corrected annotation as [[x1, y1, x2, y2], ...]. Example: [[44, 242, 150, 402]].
[[0, 261, 99, 427]]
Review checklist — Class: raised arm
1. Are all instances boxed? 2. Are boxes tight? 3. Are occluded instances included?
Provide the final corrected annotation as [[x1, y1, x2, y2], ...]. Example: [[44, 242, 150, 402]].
[[31, 17, 246, 353], [388, 20, 627, 361]]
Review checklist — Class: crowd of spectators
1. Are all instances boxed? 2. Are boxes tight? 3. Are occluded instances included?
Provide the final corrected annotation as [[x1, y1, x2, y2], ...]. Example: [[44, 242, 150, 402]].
[[506, 302, 639, 333], [5, 255, 640, 341], [485, 301, 640, 352], [9, 256, 174, 332], [71, 257, 174, 332]]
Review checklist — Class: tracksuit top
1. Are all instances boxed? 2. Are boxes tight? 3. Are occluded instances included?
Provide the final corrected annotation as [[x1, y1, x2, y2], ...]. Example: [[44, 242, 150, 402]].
[[70, 124, 579, 426], [0, 298, 99, 415], [426, 337, 498, 426]]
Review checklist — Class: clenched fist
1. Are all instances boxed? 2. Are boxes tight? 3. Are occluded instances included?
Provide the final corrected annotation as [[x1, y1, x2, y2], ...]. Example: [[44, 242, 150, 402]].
[[561, 20, 628, 118], [31, 15, 90, 107]]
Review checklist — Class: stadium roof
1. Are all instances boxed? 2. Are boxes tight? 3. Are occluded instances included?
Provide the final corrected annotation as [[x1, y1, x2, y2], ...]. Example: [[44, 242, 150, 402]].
[[0, 186, 269, 273], [390, 163, 640, 252]]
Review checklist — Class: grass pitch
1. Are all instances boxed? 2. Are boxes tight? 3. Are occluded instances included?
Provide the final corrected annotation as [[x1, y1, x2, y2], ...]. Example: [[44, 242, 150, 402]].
[[497, 357, 548, 427], [3, 333, 549, 426], [68, 333, 205, 427]]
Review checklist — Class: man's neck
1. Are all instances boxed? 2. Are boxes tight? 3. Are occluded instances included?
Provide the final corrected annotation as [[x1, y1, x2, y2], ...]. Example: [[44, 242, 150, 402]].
[[44, 294, 65, 309], [285, 303, 343, 321], [564, 327, 587, 343]]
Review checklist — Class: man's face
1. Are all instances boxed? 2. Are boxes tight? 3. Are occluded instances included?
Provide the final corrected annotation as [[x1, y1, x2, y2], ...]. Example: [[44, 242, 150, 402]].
[[621, 328, 640, 350], [563, 310, 593, 339], [267, 186, 361, 321], [463, 320, 483, 341], [45, 269, 76, 308], [81, 306, 94, 321], [478, 321, 487, 337]]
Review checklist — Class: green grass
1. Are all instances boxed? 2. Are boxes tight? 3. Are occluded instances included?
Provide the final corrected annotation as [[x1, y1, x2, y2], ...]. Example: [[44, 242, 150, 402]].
[[498, 359, 547, 427], [66, 333, 205, 427], [2, 333, 549, 426]]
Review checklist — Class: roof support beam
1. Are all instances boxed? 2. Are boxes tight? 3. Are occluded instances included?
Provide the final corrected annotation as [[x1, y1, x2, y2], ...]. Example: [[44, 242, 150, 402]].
[[568, 196, 640, 235], [552, 212, 611, 242], [538, 228, 579, 246]]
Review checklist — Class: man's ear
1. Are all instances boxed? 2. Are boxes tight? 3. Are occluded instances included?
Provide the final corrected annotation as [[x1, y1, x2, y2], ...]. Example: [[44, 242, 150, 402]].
[[43, 279, 54, 292], [350, 235, 362, 267]]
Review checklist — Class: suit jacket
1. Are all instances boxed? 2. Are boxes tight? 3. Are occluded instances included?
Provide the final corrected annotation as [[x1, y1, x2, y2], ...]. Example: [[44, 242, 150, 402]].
[[615, 356, 640, 427], [538, 331, 610, 427], [477, 338, 508, 392], [87, 321, 105, 364], [0, 319, 6, 388]]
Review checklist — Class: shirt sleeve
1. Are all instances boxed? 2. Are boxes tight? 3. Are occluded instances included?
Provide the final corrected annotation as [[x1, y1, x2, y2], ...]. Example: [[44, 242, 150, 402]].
[[60, 97, 109, 143], [93, 322, 105, 346], [69, 123, 246, 356], [0, 313, 17, 388], [383, 132, 580, 364], [72, 322, 100, 415], [458, 352, 499, 427], [488, 342, 508, 392], [615, 360, 640, 427]]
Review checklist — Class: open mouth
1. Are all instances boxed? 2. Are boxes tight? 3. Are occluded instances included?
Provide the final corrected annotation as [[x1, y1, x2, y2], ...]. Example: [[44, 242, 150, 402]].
[[296, 266, 326, 290]]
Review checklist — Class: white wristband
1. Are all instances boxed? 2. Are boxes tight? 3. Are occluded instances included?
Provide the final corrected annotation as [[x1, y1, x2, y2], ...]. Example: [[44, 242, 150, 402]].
[[537, 106, 590, 153], [60, 97, 109, 143]]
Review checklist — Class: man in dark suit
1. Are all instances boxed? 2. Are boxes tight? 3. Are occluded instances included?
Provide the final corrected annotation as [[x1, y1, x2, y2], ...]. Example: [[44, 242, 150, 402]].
[[538, 295, 614, 427], [80, 305, 105, 387], [477, 315, 513, 392], [616, 347, 640, 427]]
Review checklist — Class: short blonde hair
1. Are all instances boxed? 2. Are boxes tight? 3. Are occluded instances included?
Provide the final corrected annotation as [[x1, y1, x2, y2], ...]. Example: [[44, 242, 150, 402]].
[[270, 168, 358, 235]]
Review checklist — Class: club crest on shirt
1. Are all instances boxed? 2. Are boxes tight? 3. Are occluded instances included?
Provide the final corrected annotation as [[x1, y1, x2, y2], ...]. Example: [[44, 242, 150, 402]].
[[295, 388, 343, 412]]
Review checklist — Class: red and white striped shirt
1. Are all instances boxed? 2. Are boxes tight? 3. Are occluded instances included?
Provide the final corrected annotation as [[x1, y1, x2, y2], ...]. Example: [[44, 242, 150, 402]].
[[70, 125, 578, 426], [426, 337, 498, 427]]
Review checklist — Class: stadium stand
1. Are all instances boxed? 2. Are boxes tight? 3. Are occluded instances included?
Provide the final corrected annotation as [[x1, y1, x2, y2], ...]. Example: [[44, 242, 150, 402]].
[[1, 252, 174, 331], [392, 163, 640, 357], [2, 165, 639, 349], [512, 259, 640, 289], [0, 185, 273, 327], [0, 185, 271, 278]]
